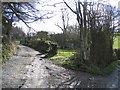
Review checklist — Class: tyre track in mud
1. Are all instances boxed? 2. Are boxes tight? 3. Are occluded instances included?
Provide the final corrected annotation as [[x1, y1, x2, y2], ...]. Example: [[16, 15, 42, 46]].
[[2, 45, 119, 88]]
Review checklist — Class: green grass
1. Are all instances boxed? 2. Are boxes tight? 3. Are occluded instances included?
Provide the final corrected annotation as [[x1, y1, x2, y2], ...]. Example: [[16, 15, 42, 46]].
[[15, 40, 20, 45], [50, 49, 76, 66], [50, 49, 76, 60], [61, 59, 120, 75], [50, 36, 120, 75], [113, 36, 120, 49], [50, 49, 120, 75], [81, 60, 120, 75]]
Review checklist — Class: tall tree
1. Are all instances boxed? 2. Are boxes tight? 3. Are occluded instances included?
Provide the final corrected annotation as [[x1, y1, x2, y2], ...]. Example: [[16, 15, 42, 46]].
[[55, 8, 69, 48], [2, 2, 52, 38], [64, 0, 90, 64], [64, 0, 119, 67]]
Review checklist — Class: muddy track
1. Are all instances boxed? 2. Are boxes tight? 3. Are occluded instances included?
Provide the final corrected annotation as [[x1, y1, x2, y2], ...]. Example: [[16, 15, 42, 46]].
[[1, 45, 119, 88]]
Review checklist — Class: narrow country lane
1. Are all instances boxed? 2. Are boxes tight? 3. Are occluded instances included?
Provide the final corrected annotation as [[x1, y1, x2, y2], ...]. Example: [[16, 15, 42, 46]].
[[2, 45, 39, 88], [1, 45, 119, 88]]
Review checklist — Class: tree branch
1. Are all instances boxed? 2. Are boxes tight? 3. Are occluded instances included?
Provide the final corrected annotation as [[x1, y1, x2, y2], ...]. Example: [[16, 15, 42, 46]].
[[55, 23, 64, 31], [42, 2, 64, 7], [8, 4, 36, 32], [25, 12, 53, 23], [63, 0, 77, 14]]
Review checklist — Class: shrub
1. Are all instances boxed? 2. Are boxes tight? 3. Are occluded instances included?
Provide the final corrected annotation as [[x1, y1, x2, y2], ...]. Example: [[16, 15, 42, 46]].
[[22, 40, 57, 56], [34, 40, 50, 53], [27, 40, 50, 53]]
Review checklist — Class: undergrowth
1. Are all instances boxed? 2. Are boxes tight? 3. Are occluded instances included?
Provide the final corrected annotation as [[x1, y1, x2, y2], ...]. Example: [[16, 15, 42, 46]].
[[2, 42, 16, 64], [50, 49, 120, 75]]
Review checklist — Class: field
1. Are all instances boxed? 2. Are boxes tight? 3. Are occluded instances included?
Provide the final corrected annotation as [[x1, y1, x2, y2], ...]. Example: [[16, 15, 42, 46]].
[[113, 36, 120, 49], [50, 49, 76, 60], [50, 49, 76, 65]]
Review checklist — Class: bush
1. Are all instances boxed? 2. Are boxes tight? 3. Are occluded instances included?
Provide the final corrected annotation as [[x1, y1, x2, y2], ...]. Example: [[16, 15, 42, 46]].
[[22, 40, 57, 56], [24, 40, 50, 53], [33, 40, 50, 53]]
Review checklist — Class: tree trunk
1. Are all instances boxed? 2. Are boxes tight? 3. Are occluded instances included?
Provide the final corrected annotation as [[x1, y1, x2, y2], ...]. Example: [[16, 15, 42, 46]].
[[90, 30, 113, 67]]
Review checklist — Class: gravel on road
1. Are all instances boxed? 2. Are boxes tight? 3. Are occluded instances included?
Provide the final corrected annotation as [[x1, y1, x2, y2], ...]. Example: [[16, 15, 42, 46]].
[[1, 45, 119, 88]]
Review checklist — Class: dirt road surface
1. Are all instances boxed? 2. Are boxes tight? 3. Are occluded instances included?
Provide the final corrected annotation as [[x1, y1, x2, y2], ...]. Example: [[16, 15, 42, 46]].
[[1, 45, 120, 88]]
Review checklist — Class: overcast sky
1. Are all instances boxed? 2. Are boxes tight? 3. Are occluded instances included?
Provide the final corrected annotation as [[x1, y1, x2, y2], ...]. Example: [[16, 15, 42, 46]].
[[15, 0, 120, 34]]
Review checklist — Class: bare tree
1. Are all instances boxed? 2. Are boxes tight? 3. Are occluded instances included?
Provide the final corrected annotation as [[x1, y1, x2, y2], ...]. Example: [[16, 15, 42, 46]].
[[63, 0, 119, 67], [63, 0, 90, 64], [2, 2, 53, 37], [55, 8, 69, 48]]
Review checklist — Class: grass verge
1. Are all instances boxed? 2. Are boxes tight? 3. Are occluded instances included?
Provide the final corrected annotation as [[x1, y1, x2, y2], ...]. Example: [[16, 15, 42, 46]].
[[2, 42, 16, 64], [50, 49, 76, 65], [80, 60, 120, 75], [50, 49, 120, 75]]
